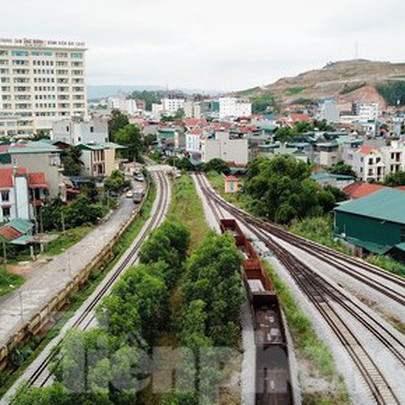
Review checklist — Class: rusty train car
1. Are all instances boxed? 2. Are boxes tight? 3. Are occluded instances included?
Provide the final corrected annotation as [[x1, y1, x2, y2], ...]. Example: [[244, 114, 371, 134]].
[[220, 219, 293, 405]]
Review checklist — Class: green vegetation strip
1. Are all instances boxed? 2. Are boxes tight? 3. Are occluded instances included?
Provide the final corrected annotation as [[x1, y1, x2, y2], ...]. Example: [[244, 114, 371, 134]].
[[263, 261, 349, 404], [167, 174, 211, 250], [0, 180, 156, 398]]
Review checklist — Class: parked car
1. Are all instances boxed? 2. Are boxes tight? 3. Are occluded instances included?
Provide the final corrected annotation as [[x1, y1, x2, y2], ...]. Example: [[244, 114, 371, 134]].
[[133, 191, 144, 204], [108, 190, 119, 198], [126, 190, 134, 198], [134, 174, 145, 182]]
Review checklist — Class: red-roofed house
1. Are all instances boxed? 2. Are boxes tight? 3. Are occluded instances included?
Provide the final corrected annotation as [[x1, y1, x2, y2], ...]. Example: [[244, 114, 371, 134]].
[[0, 167, 49, 223], [284, 113, 311, 128], [184, 118, 207, 129], [185, 129, 203, 153], [349, 144, 385, 182], [224, 175, 241, 193]]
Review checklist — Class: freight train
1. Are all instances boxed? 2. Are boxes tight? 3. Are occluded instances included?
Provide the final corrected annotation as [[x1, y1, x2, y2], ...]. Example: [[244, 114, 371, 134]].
[[220, 219, 293, 405]]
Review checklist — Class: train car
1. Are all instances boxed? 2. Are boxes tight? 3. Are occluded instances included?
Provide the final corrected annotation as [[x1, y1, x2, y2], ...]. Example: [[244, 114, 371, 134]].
[[220, 219, 293, 405]]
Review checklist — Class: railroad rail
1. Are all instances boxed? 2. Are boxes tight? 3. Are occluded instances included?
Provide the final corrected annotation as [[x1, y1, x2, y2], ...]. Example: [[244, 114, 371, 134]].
[[1, 171, 170, 404], [196, 173, 404, 405], [197, 174, 405, 307]]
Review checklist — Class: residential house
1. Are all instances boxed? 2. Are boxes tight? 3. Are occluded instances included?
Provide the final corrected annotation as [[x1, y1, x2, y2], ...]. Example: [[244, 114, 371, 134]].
[[311, 173, 354, 190], [77, 142, 125, 177], [0, 141, 65, 198], [224, 175, 241, 193], [183, 102, 202, 119], [219, 98, 252, 119], [52, 117, 109, 145], [185, 129, 202, 153], [0, 167, 49, 223], [318, 99, 340, 123], [200, 131, 248, 164], [349, 145, 385, 182]]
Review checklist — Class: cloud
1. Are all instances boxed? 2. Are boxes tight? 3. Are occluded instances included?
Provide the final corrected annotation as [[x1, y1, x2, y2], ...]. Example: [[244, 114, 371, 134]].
[[1, 0, 404, 90]]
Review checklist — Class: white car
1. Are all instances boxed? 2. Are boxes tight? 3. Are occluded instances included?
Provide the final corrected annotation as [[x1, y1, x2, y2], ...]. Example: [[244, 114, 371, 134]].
[[126, 190, 134, 198]]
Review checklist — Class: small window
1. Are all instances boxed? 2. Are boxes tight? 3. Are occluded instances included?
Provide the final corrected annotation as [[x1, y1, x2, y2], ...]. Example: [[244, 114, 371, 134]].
[[1, 191, 9, 201], [90, 126, 94, 133], [66, 126, 69, 132], [401, 228, 405, 243], [2, 207, 10, 218]]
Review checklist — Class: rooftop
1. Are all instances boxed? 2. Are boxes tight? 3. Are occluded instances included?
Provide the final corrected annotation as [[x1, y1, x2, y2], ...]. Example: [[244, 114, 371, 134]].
[[335, 189, 405, 224]]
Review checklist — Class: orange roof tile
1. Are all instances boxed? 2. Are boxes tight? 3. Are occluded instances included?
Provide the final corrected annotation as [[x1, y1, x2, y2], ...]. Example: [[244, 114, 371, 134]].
[[0, 167, 27, 188], [343, 182, 387, 199]]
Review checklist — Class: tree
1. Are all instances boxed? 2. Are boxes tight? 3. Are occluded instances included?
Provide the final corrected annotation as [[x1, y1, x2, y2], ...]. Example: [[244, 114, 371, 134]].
[[113, 124, 145, 162], [384, 171, 405, 186], [61, 146, 83, 176], [64, 195, 108, 228], [108, 110, 129, 140], [244, 156, 336, 224], [139, 221, 190, 286], [202, 159, 230, 175], [104, 170, 131, 193], [251, 94, 275, 114], [328, 160, 356, 178], [174, 108, 185, 120], [274, 126, 297, 142], [182, 232, 243, 346]]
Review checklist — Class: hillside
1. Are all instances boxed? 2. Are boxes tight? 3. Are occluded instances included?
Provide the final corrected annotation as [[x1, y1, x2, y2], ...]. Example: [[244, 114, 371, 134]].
[[239, 59, 405, 111]]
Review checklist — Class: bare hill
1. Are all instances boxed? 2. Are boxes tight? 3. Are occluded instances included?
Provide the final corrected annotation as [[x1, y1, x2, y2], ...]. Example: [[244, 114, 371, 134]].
[[240, 59, 405, 110]]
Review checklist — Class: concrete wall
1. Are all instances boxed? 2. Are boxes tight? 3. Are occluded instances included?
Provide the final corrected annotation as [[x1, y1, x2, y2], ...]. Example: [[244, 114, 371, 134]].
[[52, 119, 108, 145], [11, 153, 63, 198]]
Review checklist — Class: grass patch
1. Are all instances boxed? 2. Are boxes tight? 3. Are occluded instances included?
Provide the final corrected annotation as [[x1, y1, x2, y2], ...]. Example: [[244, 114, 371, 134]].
[[167, 174, 210, 251], [289, 216, 349, 254], [0, 180, 156, 398], [284, 86, 306, 96], [365, 255, 405, 277], [0, 267, 24, 297], [43, 225, 94, 256], [340, 82, 365, 95], [205, 171, 251, 210]]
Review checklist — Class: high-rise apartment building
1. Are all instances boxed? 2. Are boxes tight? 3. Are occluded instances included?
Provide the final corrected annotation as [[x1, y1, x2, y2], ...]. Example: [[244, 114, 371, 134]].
[[0, 38, 87, 137]]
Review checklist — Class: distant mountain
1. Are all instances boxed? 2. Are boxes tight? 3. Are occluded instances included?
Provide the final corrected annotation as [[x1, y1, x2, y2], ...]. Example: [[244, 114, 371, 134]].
[[87, 85, 165, 100], [238, 59, 405, 110], [88, 85, 222, 100]]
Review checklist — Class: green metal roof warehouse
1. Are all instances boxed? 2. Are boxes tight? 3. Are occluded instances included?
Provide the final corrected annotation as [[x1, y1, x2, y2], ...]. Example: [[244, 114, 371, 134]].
[[334, 189, 405, 257]]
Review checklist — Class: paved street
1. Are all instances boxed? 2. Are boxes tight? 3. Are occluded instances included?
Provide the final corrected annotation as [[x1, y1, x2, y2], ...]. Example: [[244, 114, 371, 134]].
[[0, 182, 143, 349]]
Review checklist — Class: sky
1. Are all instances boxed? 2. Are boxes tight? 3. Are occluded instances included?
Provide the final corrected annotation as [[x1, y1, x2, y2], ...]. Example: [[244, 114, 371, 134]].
[[1, 0, 405, 91]]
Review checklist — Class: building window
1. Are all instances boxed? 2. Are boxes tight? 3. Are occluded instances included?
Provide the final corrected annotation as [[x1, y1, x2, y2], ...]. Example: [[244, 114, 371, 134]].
[[2, 207, 10, 218], [1, 191, 9, 202], [90, 126, 94, 133], [401, 228, 405, 243]]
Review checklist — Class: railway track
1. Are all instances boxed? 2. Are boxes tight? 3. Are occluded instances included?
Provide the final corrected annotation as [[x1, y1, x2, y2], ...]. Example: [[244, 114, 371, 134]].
[[195, 173, 404, 405], [196, 174, 405, 307], [1, 170, 170, 404]]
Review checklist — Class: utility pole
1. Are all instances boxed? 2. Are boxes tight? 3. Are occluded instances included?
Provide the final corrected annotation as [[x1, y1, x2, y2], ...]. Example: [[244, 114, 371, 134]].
[[61, 210, 65, 232]]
